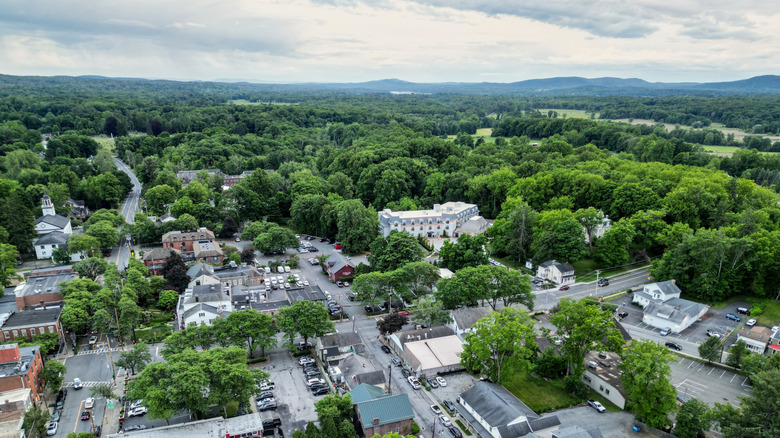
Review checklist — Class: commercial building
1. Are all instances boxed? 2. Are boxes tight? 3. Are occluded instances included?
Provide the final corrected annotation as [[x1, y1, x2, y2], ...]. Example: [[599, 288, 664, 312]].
[[633, 280, 708, 333], [0, 345, 44, 403], [142, 247, 181, 276], [378, 202, 480, 238], [324, 253, 355, 282], [0, 307, 63, 344], [13, 271, 75, 311], [736, 326, 774, 355], [536, 260, 575, 286], [106, 413, 265, 438], [0, 388, 32, 437], [348, 383, 415, 438]]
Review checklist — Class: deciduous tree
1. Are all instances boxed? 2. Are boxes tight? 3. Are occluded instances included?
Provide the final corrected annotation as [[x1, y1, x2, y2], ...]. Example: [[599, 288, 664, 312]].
[[115, 342, 152, 375], [619, 340, 677, 429]]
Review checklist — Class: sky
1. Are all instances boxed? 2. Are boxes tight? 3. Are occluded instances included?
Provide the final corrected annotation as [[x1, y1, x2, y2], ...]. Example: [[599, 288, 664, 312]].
[[1, 0, 778, 84]]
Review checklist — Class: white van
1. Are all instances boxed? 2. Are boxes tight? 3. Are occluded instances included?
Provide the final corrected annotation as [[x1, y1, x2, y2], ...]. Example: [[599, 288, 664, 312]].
[[277, 266, 285, 273], [264, 267, 271, 274], [284, 266, 291, 273]]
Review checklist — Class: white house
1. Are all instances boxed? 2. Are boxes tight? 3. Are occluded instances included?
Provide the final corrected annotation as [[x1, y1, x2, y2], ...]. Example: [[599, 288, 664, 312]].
[[736, 326, 773, 355], [378, 202, 479, 238], [177, 283, 233, 328], [456, 381, 560, 438], [448, 307, 491, 342], [536, 260, 575, 285], [582, 351, 626, 409], [33, 193, 81, 261], [633, 280, 708, 333]]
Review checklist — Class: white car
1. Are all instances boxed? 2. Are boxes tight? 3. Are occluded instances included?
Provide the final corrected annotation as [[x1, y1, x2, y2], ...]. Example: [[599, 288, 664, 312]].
[[407, 377, 421, 390], [436, 376, 447, 386], [73, 378, 83, 390], [439, 415, 451, 427], [128, 406, 147, 417], [588, 399, 606, 413], [84, 397, 94, 409], [130, 399, 143, 409], [746, 319, 756, 327], [46, 422, 58, 436], [430, 405, 442, 415]]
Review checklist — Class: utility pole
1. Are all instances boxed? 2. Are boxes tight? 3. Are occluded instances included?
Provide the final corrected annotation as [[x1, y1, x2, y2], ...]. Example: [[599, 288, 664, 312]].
[[387, 363, 392, 395], [431, 414, 436, 438], [114, 306, 123, 346], [594, 270, 601, 297]]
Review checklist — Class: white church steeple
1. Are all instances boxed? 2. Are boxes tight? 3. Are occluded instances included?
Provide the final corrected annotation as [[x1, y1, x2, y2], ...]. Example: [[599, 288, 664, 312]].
[[41, 193, 56, 216]]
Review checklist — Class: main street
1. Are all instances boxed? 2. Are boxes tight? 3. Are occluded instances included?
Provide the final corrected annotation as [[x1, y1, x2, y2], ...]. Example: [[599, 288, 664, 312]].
[[111, 158, 142, 270]]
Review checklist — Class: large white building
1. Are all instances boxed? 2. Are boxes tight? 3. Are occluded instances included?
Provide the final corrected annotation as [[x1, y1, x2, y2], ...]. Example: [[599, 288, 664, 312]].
[[632, 280, 708, 334], [378, 202, 480, 238]]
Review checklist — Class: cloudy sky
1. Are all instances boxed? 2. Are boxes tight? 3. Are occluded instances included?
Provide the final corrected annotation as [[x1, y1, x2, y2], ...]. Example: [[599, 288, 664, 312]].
[[1, 0, 778, 83]]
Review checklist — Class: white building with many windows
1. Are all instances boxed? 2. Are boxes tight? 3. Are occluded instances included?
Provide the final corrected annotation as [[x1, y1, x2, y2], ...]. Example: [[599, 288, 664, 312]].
[[378, 202, 479, 238]]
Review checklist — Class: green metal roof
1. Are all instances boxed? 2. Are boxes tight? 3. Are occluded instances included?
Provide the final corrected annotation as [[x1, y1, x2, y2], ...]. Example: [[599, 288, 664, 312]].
[[356, 393, 415, 427], [347, 383, 387, 403]]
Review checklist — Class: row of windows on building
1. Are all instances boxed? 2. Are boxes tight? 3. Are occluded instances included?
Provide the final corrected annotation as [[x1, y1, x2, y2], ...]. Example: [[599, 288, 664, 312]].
[[392, 224, 450, 231], [4, 325, 56, 338]]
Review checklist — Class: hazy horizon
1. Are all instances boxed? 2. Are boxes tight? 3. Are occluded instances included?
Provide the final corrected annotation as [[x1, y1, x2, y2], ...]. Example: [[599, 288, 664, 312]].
[[1, 0, 778, 84]]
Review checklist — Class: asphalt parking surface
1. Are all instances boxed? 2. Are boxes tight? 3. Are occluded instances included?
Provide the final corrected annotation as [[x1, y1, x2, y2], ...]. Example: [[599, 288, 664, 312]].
[[669, 356, 753, 407]]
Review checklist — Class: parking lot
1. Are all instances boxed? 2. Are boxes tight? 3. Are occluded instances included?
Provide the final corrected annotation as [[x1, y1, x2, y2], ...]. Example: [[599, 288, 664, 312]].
[[669, 357, 753, 406], [611, 294, 750, 358], [254, 348, 325, 437]]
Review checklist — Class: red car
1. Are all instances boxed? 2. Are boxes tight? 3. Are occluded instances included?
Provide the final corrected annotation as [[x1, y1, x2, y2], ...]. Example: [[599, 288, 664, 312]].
[[80, 411, 91, 421], [399, 311, 411, 316], [559, 285, 570, 291]]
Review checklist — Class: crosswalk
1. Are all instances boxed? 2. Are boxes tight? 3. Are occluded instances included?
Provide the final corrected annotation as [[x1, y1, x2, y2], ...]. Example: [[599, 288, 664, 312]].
[[63, 380, 112, 388], [77, 347, 123, 356]]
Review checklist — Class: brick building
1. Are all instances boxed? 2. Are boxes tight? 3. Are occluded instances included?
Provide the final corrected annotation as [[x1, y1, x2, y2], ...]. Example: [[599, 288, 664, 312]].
[[142, 247, 181, 276], [13, 271, 75, 311], [0, 345, 44, 403], [0, 307, 63, 344], [162, 228, 217, 253]]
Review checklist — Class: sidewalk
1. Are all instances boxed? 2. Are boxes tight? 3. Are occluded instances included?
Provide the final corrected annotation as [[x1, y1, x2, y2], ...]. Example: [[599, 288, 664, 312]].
[[101, 370, 127, 436]]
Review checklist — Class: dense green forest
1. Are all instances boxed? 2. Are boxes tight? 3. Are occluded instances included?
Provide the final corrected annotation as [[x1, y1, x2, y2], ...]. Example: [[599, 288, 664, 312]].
[[1, 75, 779, 302]]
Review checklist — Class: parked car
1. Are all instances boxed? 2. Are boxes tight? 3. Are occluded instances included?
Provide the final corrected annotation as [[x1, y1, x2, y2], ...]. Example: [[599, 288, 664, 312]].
[[258, 401, 278, 411], [588, 399, 606, 413], [128, 407, 148, 417], [343, 281, 350, 287], [436, 376, 447, 387], [660, 327, 672, 336], [407, 377, 421, 390], [299, 356, 315, 365], [746, 319, 757, 327], [381, 345, 391, 354], [260, 381, 275, 391], [73, 378, 83, 390], [726, 313, 741, 322], [46, 422, 58, 436], [336, 281, 344, 287], [559, 284, 570, 291], [736, 307, 751, 315], [427, 378, 439, 388], [391, 358, 402, 367], [88, 335, 98, 345], [55, 400, 64, 410], [448, 425, 463, 438], [80, 411, 91, 421], [56, 388, 67, 403], [263, 418, 282, 429], [51, 411, 60, 422], [256, 391, 274, 401], [665, 341, 683, 351], [706, 330, 723, 339], [439, 415, 452, 427], [618, 311, 629, 319], [443, 400, 457, 412], [85, 397, 94, 409], [430, 405, 442, 415], [312, 387, 330, 396], [124, 425, 147, 432], [399, 310, 411, 316], [401, 369, 411, 378]]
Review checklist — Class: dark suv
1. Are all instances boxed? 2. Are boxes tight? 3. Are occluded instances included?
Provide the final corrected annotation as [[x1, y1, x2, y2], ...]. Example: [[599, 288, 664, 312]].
[[665, 341, 682, 351], [262, 418, 282, 429], [597, 278, 610, 287]]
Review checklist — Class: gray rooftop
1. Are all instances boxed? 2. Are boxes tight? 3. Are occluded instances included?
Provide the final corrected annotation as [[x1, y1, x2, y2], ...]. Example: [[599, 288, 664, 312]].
[[0, 345, 39, 378], [325, 252, 353, 274], [181, 303, 227, 321], [460, 381, 539, 429], [286, 284, 327, 303], [1, 307, 61, 329], [183, 284, 231, 305], [35, 232, 69, 245], [654, 280, 682, 297], [186, 262, 214, 278], [107, 413, 264, 438], [319, 331, 363, 349], [34, 214, 70, 229], [644, 297, 707, 325], [15, 272, 76, 298], [451, 307, 491, 331], [394, 326, 455, 347], [142, 247, 180, 261]]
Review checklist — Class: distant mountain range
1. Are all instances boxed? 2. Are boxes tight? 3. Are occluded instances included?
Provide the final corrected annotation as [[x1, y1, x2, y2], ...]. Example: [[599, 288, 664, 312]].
[[272, 75, 780, 95], [3, 73, 780, 96]]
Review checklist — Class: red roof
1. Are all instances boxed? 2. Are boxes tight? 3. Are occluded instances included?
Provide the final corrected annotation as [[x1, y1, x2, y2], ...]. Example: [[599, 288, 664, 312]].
[[768, 344, 780, 351]]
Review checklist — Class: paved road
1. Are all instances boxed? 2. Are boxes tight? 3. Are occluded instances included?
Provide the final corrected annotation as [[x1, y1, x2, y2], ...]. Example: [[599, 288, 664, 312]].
[[111, 158, 142, 270], [533, 268, 650, 311]]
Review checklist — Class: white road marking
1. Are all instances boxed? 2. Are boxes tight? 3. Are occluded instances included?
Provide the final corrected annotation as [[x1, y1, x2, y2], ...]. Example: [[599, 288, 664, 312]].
[[708, 367, 715, 375], [719, 370, 726, 379]]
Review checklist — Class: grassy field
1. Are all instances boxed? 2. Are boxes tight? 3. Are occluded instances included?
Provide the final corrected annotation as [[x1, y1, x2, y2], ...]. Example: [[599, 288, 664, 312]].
[[475, 128, 492, 137], [501, 364, 581, 413], [702, 145, 743, 154], [537, 109, 596, 119], [92, 135, 116, 153]]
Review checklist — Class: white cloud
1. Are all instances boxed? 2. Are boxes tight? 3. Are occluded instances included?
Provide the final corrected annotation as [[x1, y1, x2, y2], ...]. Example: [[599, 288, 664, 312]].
[[0, 0, 777, 83]]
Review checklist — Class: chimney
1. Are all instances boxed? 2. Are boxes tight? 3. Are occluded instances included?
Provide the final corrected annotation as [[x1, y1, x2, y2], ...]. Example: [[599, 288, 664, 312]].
[[671, 279, 676, 284], [40, 301, 45, 309], [372, 418, 380, 425]]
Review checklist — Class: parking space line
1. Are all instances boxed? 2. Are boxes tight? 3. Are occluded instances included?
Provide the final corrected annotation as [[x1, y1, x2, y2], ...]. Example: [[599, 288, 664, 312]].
[[697, 363, 706, 372], [742, 377, 751, 387], [708, 367, 715, 375], [688, 361, 696, 369], [730, 374, 737, 382], [719, 370, 726, 379], [678, 358, 685, 365]]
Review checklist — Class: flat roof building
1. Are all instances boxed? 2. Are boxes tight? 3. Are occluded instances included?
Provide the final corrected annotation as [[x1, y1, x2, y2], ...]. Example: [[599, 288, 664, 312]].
[[379, 202, 479, 238]]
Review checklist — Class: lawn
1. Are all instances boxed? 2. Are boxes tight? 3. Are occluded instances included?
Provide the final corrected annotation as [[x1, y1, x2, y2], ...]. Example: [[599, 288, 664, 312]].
[[536, 109, 596, 119], [702, 145, 742, 154], [229, 99, 296, 105], [475, 128, 492, 137], [571, 258, 651, 283], [501, 363, 581, 413]]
